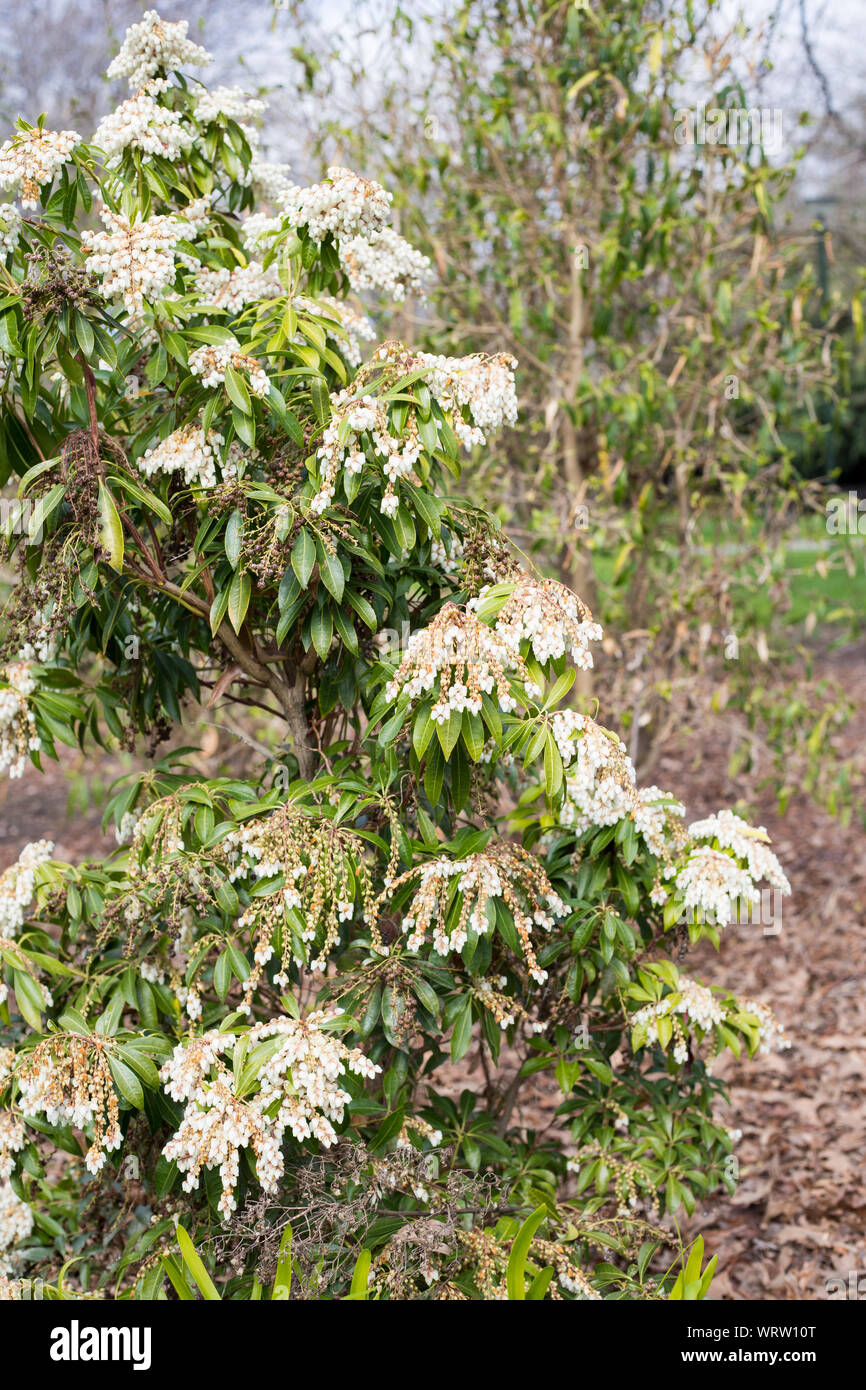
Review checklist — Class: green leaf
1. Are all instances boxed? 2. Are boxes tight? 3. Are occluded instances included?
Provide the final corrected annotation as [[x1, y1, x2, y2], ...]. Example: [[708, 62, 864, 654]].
[[209, 587, 230, 636], [345, 590, 377, 631], [291, 528, 316, 588], [107, 473, 173, 525], [310, 602, 333, 659], [450, 997, 473, 1061], [224, 362, 252, 414], [346, 1249, 371, 1301], [12, 971, 45, 1029], [310, 378, 330, 426], [176, 1224, 221, 1300], [271, 1225, 292, 1300], [107, 1056, 145, 1110], [316, 540, 345, 602], [412, 704, 435, 759], [225, 508, 244, 567], [162, 1255, 194, 1300], [227, 570, 251, 633], [97, 481, 124, 572], [436, 708, 463, 759], [507, 1206, 547, 1301]]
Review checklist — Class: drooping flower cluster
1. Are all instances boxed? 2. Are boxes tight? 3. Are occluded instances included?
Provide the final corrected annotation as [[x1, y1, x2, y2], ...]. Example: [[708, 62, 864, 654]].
[[0, 205, 21, 258], [675, 846, 757, 928], [214, 805, 380, 979], [248, 158, 295, 205], [559, 716, 642, 830], [159, 1013, 379, 1219], [81, 207, 181, 314], [193, 261, 281, 313], [193, 85, 266, 129], [385, 604, 533, 722], [93, 90, 193, 161], [105, 8, 211, 91], [0, 840, 53, 937], [312, 387, 423, 516], [631, 975, 727, 1064], [414, 349, 519, 448], [737, 997, 792, 1054], [283, 166, 392, 244], [474, 575, 603, 669], [15, 1037, 121, 1175], [0, 1182, 31, 1275], [310, 343, 518, 515], [631, 973, 791, 1065], [138, 424, 237, 490], [0, 1110, 25, 1180], [0, 127, 79, 209], [189, 338, 270, 397], [687, 809, 791, 894], [340, 226, 431, 300], [0, 662, 41, 779], [381, 841, 567, 983]]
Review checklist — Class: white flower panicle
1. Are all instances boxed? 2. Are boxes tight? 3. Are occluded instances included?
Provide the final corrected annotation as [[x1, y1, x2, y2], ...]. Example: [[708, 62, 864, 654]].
[[687, 809, 791, 895], [159, 1014, 379, 1219], [0, 1182, 31, 1275], [193, 260, 281, 313], [0, 662, 41, 779], [81, 207, 181, 314], [178, 194, 212, 232], [0, 205, 22, 258], [632, 974, 791, 1065], [311, 344, 517, 515], [0, 1111, 26, 1181], [284, 166, 393, 244], [194, 86, 266, 130], [248, 159, 295, 205], [241, 211, 281, 254], [214, 805, 379, 979], [0, 127, 79, 209], [385, 604, 532, 722], [632, 975, 726, 1063], [737, 997, 792, 1054], [0, 840, 53, 938], [16, 1038, 122, 1176], [414, 349, 518, 448], [675, 846, 758, 928], [93, 90, 193, 161], [475, 575, 603, 669], [559, 715, 640, 830], [340, 226, 431, 300], [138, 424, 237, 490], [381, 842, 567, 984], [312, 387, 423, 516], [106, 9, 212, 90], [189, 338, 270, 398]]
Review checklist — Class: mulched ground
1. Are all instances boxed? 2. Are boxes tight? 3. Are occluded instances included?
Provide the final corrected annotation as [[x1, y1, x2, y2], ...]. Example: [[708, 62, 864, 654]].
[[658, 642, 866, 1301], [2, 646, 863, 1301]]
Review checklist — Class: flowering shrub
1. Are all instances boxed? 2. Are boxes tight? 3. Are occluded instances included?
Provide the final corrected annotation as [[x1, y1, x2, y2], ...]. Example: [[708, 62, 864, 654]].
[[0, 11, 792, 1301]]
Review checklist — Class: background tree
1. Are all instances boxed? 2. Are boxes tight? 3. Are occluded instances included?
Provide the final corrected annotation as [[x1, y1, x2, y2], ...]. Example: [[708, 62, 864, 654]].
[[281, 0, 860, 810]]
